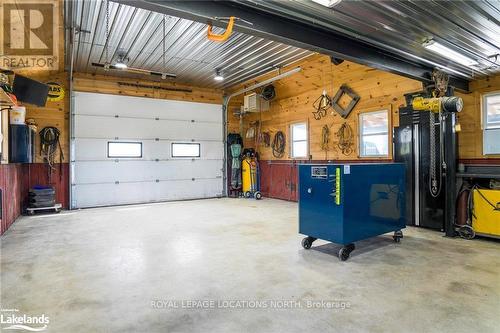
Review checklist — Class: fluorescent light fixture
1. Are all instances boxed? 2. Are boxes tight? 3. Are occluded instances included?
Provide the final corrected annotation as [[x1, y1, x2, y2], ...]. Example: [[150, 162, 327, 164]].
[[423, 39, 478, 67], [311, 0, 342, 8], [214, 69, 224, 81], [114, 61, 128, 69]]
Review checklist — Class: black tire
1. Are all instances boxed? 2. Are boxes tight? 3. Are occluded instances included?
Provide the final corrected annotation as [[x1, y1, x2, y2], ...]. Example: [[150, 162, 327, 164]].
[[244, 191, 251, 198], [301, 237, 312, 250], [338, 248, 350, 261], [255, 191, 262, 200]]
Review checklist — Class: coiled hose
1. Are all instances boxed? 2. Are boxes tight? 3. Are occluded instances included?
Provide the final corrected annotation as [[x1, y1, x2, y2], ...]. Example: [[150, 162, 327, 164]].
[[40, 126, 64, 181], [272, 131, 285, 158], [336, 122, 353, 155]]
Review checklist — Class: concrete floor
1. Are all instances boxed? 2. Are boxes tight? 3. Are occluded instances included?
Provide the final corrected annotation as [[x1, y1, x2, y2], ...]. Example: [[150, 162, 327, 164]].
[[1, 198, 499, 333]]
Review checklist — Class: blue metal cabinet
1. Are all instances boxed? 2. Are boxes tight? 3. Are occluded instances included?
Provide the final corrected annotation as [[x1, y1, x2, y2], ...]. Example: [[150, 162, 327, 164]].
[[299, 163, 406, 260]]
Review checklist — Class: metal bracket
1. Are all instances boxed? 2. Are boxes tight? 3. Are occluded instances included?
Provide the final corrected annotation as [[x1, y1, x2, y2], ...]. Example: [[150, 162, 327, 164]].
[[331, 84, 360, 118]]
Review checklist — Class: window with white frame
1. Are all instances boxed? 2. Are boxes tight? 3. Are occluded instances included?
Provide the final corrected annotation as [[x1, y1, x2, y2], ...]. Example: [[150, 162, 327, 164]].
[[290, 122, 308, 158], [483, 92, 500, 155], [172, 143, 201, 158], [359, 110, 389, 157], [107, 142, 142, 158]]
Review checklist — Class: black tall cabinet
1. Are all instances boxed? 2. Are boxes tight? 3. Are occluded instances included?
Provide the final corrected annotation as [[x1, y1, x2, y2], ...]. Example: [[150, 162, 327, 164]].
[[394, 92, 458, 234]]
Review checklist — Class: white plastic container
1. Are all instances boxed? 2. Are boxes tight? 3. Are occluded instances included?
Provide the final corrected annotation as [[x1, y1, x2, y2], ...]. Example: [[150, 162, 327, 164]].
[[9, 106, 26, 124]]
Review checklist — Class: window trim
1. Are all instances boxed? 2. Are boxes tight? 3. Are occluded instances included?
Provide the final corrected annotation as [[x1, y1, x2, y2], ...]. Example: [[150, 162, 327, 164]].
[[171, 142, 201, 158], [290, 121, 309, 159], [482, 91, 500, 155], [483, 91, 500, 130], [107, 141, 143, 158], [358, 109, 390, 158]]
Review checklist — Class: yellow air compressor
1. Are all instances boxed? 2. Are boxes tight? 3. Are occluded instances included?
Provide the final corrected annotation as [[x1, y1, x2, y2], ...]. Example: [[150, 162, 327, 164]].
[[241, 149, 262, 200], [472, 189, 500, 238]]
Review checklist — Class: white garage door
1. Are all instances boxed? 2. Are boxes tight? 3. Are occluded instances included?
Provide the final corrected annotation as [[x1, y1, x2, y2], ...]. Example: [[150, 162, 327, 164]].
[[71, 92, 224, 208]]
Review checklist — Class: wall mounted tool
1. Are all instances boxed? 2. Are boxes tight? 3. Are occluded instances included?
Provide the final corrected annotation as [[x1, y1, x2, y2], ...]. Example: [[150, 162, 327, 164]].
[[331, 84, 360, 118], [312, 90, 331, 120]]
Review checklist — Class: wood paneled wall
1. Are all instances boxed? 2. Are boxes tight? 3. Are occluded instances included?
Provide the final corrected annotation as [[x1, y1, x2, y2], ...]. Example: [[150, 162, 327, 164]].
[[456, 75, 500, 160], [227, 54, 500, 162], [22, 71, 69, 163], [227, 54, 423, 161], [73, 73, 222, 104]]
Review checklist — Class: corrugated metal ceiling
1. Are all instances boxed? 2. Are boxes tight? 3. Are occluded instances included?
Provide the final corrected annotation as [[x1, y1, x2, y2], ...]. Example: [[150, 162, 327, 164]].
[[238, 0, 500, 80], [69, 0, 314, 88]]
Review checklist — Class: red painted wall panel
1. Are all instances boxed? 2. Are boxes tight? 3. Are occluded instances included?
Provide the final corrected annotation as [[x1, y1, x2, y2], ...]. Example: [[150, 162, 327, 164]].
[[0, 164, 25, 235], [259, 161, 299, 202], [258, 159, 397, 202], [0, 163, 69, 235], [258, 158, 500, 203]]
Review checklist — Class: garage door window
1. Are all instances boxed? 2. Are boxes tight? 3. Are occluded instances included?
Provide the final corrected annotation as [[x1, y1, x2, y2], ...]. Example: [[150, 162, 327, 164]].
[[108, 142, 142, 158], [172, 143, 201, 158], [483, 92, 500, 154], [359, 110, 389, 157]]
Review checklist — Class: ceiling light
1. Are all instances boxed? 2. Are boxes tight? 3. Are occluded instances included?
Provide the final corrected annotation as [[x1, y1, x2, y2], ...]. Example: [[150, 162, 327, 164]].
[[214, 69, 224, 81], [114, 53, 129, 69], [114, 61, 127, 69], [423, 39, 478, 67], [311, 0, 342, 8]]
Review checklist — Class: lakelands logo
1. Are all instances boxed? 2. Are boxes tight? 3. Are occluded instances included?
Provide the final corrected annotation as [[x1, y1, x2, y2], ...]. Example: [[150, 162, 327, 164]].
[[1, 309, 49, 331], [0, 0, 59, 70]]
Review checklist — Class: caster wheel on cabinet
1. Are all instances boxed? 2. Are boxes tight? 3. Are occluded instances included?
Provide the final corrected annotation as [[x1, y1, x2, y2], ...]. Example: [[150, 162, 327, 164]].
[[393, 230, 403, 243], [302, 237, 312, 250], [338, 243, 355, 261], [338, 248, 350, 261]]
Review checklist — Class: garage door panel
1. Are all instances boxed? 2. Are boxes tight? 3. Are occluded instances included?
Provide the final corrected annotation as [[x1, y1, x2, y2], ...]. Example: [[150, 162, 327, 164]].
[[73, 139, 223, 160], [72, 92, 224, 208], [73, 179, 222, 208], [73, 160, 223, 183], [74, 115, 222, 140], [74, 92, 221, 121]]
